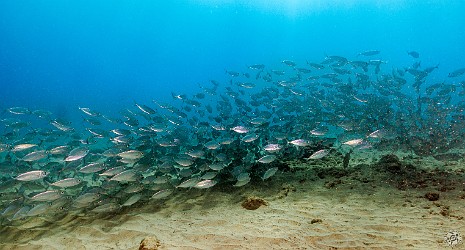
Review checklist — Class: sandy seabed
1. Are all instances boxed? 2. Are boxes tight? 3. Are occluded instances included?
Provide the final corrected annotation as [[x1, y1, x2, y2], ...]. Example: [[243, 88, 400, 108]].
[[1, 151, 464, 250]]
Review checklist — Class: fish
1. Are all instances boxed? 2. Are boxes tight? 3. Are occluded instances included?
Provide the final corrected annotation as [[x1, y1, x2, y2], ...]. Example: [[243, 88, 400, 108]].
[[135, 103, 156, 115], [79, 107, 100, 117], [194, 179, 217, 189], [65, 147, 89, 162], [234, 175, 251, 187], [21, 150, 47, 162], [91, 203, 120, 213], [30, 190, 64, 202], [358, 50, 380, 56], [176, 177, 201, 188], [307, 149, 330, 160], [407, 51, 420, 58], [7, 107, 31, 115], [50, 178, 82, 188], [15, 170, 48, 181], [258, 155, 277, 164], [289, 139, 309, 147], [248, 64, 265, 70], [79, 162, 105, 173], [122, 194, 142, 206], [282, 60, 296, 67], [26, 202, 52, 216], [110, 170, 138, 182], [448, 68, 465, 77], [242, 134, 259, 143], [263, 144, 282, 153], [117, 150, 144, 160], [231, 126, 249, 134], [11, 143, 37, 152], [73, 193, 101, 205], [367, 129, 396, 139], [151, 189, 173, 199], [262, 167, 278, 180]]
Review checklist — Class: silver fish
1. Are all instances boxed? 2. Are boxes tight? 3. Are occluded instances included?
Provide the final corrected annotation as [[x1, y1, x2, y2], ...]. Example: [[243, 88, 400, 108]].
[[22, 150, 47, 162], [110, 170, 138, 182], [289, 139, 309, 147], [151, 189, 173, 199], [263, 144, 282, 153], [307, 149, 330, 160], [65, 147, 89, 162], [242, 134, 259, 143], [79, 162, 105, 174], [231, 126, 249, 134], [343, 139, 365, 146], [194, 179, 217, 189], [117, 150, 144, 160], [30, 190, 64, 202], [122, 194, 142, 206], [73, 193, 101, 206], [11, 143, 37, 152], [15, 170, 48, 181], [262, 167, 278, 180], [91, 203, 120, 213], [26, 202, 52, 217], [177, 177, 201, 188], [50, 178, 82, 188], [258, 155, 277, 164]]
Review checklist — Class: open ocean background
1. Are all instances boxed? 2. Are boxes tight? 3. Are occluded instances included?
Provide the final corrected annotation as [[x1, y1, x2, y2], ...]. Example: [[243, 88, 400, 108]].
[[1, 0, 464, 123]]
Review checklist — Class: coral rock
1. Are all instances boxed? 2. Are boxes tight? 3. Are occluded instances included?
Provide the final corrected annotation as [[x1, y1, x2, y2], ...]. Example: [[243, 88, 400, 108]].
[[139, 236, 161, 250]]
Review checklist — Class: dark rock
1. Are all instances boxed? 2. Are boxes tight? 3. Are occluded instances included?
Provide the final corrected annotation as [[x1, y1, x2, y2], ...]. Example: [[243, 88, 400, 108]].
[[139, 236, 161, 250], [241, 196, 268, 210], [424, 192, 439, 201], [311, 218, 322, 224], [376, 154, 402, 173]]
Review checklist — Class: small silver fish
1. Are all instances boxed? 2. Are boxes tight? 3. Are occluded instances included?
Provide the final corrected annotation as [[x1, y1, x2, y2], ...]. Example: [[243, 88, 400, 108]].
[[79, 162, 105, 174], [177, 177, 201, 188], [117, 150, 144, 160], [262, 167, 278, 180], [65, 147, 89, 162], [122, 194, 142, 206], [30, 190, 64, 202], [110, 170, 138, 182], [50, 178, 82, 188], [15, 170, 48, 181], [258, 155, 277, 164], [289, 139, 309, 147], [231, 126, 249, 134], [26, 202, 52, 216], [194, 179, 217, 189], [263, 144, 282, 153], [343, 139, 365, 146], [11, 143, 37, 152], [151, 189, 173, 199], [22, 150, 47, 162], [307, 149, 330, 160]]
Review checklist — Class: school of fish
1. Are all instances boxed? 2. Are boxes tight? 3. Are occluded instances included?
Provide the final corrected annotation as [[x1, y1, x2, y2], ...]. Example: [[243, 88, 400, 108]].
[[1, 50, 465, 229]]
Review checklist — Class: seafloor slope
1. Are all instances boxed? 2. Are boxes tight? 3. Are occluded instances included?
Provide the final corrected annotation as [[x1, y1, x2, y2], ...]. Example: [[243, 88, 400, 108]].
[[1, 149, 464, 250]]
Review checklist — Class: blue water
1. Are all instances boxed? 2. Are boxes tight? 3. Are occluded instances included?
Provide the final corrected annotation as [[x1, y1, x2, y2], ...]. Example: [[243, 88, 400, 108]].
[[1, 0, 464, 120]]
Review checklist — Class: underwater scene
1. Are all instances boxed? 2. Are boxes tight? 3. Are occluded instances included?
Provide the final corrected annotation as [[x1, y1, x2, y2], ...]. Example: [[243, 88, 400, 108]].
[[1, 1, 465, 249]]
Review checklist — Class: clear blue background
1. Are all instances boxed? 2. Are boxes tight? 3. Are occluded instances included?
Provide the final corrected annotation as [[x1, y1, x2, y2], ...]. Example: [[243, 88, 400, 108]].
[[1, 0, 464, 119]]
